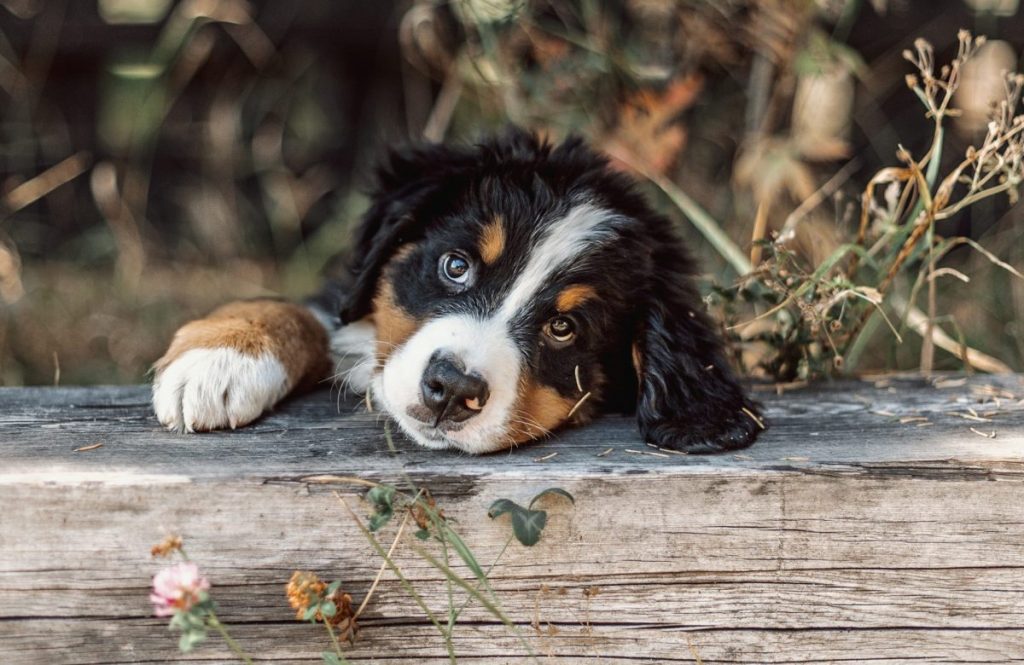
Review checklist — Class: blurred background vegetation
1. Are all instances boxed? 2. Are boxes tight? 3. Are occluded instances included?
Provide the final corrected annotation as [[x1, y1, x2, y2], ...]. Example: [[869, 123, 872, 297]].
[[1, 0, 1023, 386]]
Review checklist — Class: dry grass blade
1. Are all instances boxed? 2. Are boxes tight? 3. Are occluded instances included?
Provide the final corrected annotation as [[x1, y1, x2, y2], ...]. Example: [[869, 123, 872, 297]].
[[928, 267, 970, 283], [742, 407, 766, 430], [566, 391, 592, 419], [606, 147, 752, 275], [952, 412, 992, 423], [688, 637, 705, 665], [1, 152, 91, 216], [354, 508, 413, 620], [780, 157, 861, 241], [849, 166, 913, 274], [897, 295, 1013, 373], [950, 238, 1024, 280]]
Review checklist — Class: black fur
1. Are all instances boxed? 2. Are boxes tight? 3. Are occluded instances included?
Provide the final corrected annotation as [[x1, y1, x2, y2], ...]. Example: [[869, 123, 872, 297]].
[[330, 128, 763, 453]]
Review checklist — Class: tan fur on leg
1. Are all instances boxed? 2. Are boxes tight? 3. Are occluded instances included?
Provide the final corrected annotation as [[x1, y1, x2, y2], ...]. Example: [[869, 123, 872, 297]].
[[153, 300, 331, 432]]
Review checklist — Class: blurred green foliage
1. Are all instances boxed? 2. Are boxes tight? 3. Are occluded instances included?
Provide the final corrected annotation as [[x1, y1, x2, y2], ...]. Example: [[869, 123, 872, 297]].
[[1, 0, 1023, 385]]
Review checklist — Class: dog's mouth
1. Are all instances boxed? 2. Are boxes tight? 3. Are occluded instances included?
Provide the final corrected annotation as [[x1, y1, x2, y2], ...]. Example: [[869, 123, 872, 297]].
[[396, 406, 466, 450], [405, 404, 468, 434]]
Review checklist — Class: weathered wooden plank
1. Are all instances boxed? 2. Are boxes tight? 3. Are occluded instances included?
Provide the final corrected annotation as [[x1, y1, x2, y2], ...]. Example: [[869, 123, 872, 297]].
[[3, 621, 1024, 664], [0, 378, 1022, 483], [1, 376, 1023, 663]]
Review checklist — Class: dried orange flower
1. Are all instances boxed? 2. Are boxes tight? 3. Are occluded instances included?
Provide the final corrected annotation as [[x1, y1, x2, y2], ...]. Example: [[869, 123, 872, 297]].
[[286, 571, 358, 640], [286, 571, 326, 620], [150, 534, 183, 558], [329, 591, 357, 640]]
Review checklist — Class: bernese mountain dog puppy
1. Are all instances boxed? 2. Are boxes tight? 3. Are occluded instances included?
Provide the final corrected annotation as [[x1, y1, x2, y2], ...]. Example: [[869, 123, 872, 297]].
[[152, 130, 763, 454]]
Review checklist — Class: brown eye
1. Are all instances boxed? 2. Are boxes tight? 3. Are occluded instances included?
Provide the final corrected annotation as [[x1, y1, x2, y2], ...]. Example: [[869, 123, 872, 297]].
[[546, 316, 576, 343], [440, 252, 471, 284]]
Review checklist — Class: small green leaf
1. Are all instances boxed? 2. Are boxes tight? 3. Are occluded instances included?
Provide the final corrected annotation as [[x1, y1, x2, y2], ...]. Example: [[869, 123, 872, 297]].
[[322, 651, 343, 665], [320, 600, 337, 618], [368, 511, 392, 532], [510, 508, 548, 546], [366, 485, 396, 532], [442, 525, 486, 580], [488, 498, 550, 546], [326, 580, 342, 595], [367, 485, 396, 509], [487, 498, 520, 519], [414, 528, 430, 540], [303, 605, 320, 622], [528, 487, 575, 509], [178, 628, 207, 653], [168, 612, 188, 631]]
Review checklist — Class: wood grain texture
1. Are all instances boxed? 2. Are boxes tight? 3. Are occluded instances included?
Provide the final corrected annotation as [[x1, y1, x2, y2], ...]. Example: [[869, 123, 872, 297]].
[[1, 375, 1023, 664]]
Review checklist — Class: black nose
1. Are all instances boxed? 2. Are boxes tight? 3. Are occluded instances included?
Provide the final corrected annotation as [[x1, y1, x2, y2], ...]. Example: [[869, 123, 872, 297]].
[[420, 352, 489, 425]]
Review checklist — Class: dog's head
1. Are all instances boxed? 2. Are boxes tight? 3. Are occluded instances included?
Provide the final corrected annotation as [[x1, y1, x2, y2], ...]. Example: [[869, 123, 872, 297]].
[[339, 130, 762, 454]]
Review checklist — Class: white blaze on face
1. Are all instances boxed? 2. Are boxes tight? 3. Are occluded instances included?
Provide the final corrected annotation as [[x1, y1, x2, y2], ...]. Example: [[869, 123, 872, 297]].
[[374, 202, 620, 453]]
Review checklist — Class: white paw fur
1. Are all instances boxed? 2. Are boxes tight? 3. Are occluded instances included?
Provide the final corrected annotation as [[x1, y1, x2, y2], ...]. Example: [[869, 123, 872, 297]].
[[152, 348, 290, 432]]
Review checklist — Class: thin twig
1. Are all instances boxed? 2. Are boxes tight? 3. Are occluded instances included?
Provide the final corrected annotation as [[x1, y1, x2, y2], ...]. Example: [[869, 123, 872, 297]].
[[779, 157, 861, 242], [741, 407, 766, 430], [607, 148, 752, 275], [1, 151, 91, 216], [354, 504, 415, 620], [335, 493, 450, 641], [566, 392, 592, 419], [206, 611, 254, 665]]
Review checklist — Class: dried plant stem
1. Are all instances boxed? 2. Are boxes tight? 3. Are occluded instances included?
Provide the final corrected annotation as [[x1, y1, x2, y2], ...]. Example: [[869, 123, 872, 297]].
[[441, 536, 456, 641], [749, 199, 769, 266], [335, 492, 455, 664], [354, 504, 414, 620], [409, 543, 538, 662], [780, 157, 860, 241], [921, 229, 937, 375], [688, 636, 705, 665], [852, 166, 912, 256], [423, 65, 463, 143], [206, 611, 253, 665], [847, 132, 944, 350], [0, 151, 91, 217], [323, 622, 351, 664], [450, 535, 515, 624], [876, 179, 937, 295], [894, 295, 1012, 373], [566, 391, 592, 418], [606, 148, 752, 274]]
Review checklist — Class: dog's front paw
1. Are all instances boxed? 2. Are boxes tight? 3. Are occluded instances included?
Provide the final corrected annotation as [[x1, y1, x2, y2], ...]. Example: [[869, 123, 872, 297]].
[[152, 348, 290, 432], [641, 404, 765, 454]]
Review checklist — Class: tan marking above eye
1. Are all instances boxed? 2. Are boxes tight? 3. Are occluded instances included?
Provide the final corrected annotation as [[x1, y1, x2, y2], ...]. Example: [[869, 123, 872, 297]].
[[478, 217, 506, 265], [556, 285, 597, 313]]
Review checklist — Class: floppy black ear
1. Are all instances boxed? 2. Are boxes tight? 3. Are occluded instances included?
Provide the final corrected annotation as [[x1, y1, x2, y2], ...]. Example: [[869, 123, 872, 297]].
[[633, 234, 764, 453], [338, 144, 471, 324]]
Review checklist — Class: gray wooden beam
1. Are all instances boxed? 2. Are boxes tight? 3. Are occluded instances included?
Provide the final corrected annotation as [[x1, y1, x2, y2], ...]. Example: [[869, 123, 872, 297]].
[[1, 376, 1023, 663]]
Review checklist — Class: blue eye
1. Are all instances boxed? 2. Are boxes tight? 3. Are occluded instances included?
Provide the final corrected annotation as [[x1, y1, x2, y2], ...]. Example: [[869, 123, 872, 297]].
[[440, 252, 471, 284]]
